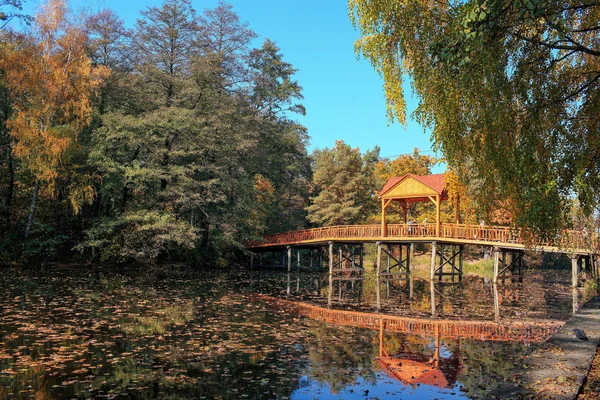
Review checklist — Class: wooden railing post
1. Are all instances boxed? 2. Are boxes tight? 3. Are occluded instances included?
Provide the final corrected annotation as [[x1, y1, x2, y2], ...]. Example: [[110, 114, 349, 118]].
[[328, 241, 334, 308]]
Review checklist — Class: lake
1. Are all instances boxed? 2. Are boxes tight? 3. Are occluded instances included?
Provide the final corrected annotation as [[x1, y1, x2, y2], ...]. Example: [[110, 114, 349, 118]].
[[0, 264, 586, 399]]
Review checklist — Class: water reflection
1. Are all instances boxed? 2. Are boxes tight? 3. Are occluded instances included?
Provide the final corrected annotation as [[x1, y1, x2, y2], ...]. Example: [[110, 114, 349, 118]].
[[378, 322, 460, 390], [279, 268, 581, 322], [0, 267, 585, 399]]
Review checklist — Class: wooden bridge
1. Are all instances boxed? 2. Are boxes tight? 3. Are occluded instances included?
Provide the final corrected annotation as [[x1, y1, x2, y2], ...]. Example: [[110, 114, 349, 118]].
[[245, 222, 598, 253], [246, 222, 598, 288], [246, 173, 598, 287]]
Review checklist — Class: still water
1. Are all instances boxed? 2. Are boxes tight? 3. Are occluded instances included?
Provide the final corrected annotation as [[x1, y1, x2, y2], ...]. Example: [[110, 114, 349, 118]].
[[0, 266, 583, 399]]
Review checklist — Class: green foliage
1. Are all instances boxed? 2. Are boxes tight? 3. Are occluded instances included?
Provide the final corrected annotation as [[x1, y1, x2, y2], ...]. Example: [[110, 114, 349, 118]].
[[350, 0, 600, 240], [0, 0, 311, 265], [306, 140, 379, 226]]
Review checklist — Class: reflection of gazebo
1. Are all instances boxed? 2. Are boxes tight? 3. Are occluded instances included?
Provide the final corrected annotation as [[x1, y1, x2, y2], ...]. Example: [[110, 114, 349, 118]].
[[379, 173, 449, 237], [377, 357, 450, 388], [377, 324, 461, 389]]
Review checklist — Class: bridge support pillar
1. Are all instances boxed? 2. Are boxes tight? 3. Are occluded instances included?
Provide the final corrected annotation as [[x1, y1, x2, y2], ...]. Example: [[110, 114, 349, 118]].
[[493, 248, 524, 284], [571, 254, 593, 287], [377, 242, 413, 305], [430, 242, 463, 282], [327, 242, 364, 306], [249, 249, 288, 269], [572, 256, 579, 288], [377, 242, 411, 282]]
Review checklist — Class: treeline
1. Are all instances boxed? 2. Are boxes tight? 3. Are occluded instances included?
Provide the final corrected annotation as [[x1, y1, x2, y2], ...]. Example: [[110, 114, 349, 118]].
[[0, 0, 311, 265], [0, 0, 486, 267]]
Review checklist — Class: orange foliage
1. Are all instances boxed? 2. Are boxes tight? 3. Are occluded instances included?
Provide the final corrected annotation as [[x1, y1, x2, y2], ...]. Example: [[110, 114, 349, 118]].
[[0, 0, 108, 195], [254, 174, 275, 204]]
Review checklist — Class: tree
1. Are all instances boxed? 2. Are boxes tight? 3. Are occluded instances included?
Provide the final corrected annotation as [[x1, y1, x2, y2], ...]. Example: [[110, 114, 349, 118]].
[[196, 0, 256, 91], [0, 0, 31, 28], [246, 39, 311, 233], [0, 0, 106, 238], [132, 0, 198, 108], [349, 0, 600, 240], [306, 141, 379, 226], [374, 148, 437, 184], [84, 9, 132, 114], [248, 39, 305, 118]]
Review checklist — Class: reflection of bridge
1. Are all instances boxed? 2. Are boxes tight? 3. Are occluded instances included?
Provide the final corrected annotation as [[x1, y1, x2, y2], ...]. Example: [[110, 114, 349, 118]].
[[258, 295, 561, 342]]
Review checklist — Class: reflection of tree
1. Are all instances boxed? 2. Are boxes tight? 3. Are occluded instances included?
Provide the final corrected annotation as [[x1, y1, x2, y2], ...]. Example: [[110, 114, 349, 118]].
[[304, 321, 376, 393], [457, 339, 528, 397]]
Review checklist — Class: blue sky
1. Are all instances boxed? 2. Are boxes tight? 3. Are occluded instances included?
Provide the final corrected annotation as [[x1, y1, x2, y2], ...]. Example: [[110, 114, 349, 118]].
[[21, 0, 442, 166]]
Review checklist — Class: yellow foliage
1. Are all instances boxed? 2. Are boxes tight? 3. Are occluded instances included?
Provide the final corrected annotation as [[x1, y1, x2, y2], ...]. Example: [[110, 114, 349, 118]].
[[254, 174, 275, 204], [0, 0, 108, 212]]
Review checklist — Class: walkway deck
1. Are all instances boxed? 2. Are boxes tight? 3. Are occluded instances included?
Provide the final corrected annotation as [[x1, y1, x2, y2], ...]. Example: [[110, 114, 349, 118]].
[[246, 223, 599, 254]]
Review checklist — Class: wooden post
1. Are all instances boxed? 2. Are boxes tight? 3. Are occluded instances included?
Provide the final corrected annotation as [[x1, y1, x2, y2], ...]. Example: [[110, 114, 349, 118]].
[[430, 279, 436, 316], [297, 248, 301, 269], [328, 242, 334, 307], [434, 324, 440, 367], [287, 246, 292, 272], [379, 318, 384, 357], [381, 199, 387, 237], [430, 241, 437, 281], [250, 253, 254, 269], [376, 242, 382, 311], [572, 255, 579, 288], [493, 283, 500, 321], [436, 195, 441, 237], [493, 247, 499, 284], [438, 243, 444, 281], [572, 287, 579, 314]]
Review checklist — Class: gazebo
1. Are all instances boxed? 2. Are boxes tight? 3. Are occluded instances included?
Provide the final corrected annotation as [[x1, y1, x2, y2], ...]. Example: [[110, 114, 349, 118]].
[[379, 173, 448, 237]]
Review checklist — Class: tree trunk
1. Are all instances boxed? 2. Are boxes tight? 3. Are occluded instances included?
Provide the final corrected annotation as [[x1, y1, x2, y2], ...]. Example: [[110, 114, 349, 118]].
[[24, 180, 39, 239], [3, 149, 14, 231]]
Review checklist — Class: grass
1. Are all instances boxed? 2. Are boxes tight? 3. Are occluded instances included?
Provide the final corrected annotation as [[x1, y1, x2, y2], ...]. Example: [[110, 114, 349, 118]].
[[120, 302, 194, 336], [362, 244, 497, 281]]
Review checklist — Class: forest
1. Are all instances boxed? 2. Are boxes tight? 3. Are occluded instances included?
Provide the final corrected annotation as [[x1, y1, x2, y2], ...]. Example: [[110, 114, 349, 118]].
[[2, 0, 596, 267], [0, 0, 448, 266]]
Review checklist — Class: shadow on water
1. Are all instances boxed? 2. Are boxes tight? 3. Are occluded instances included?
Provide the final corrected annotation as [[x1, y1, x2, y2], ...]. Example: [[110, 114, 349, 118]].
[[0, 266, 584, 399]]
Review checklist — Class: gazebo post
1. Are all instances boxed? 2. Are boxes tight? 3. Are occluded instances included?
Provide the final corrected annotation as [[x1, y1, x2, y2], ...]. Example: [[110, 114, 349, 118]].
[[436, 195, 441, 237], [381, 199, 391, 237], [381, 198, 387, 237]]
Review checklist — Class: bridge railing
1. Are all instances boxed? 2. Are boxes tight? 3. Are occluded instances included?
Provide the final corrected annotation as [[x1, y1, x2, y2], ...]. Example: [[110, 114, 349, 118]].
[[247, 223, 599, 252]]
